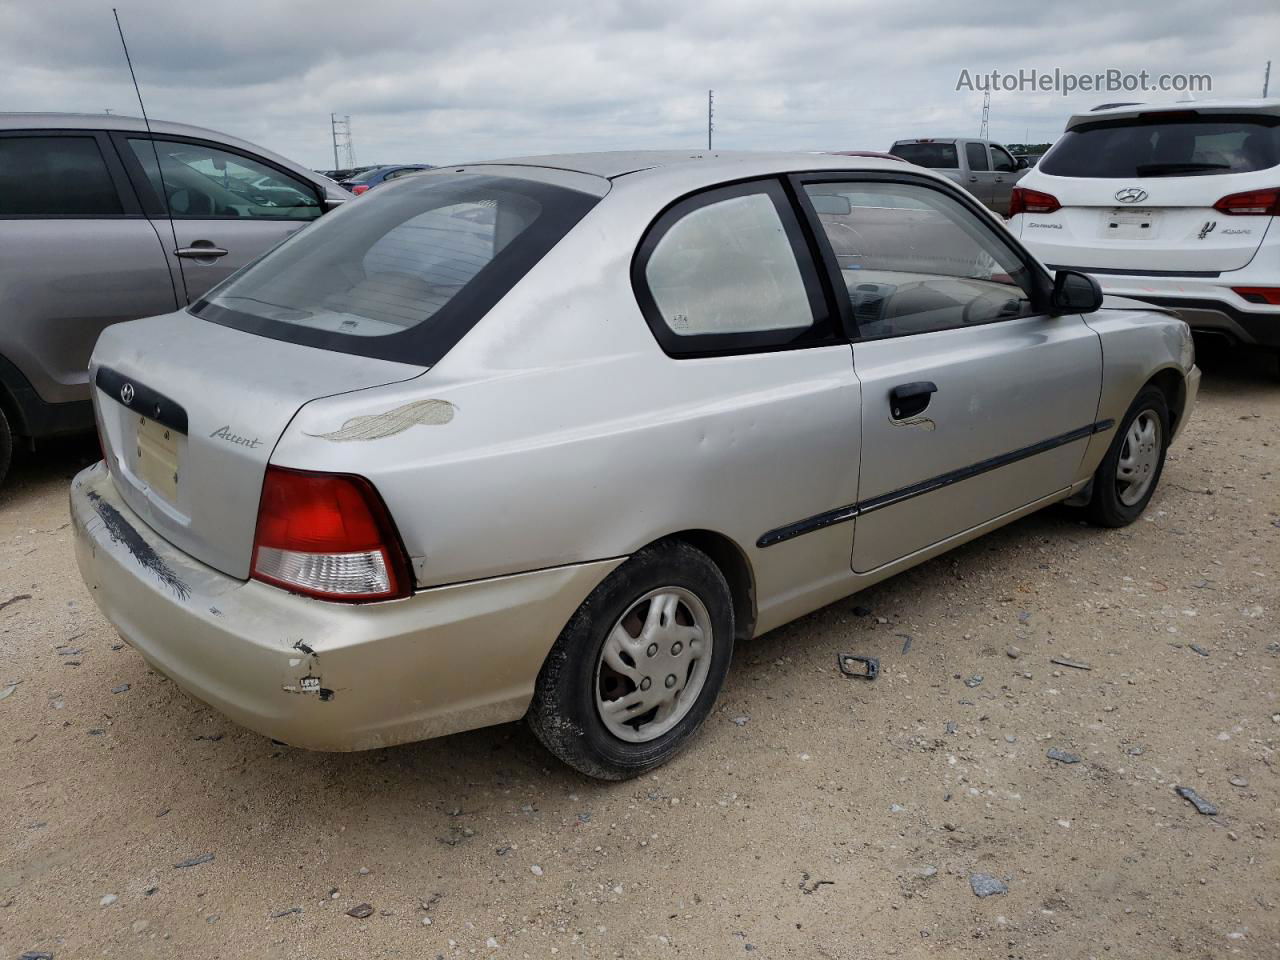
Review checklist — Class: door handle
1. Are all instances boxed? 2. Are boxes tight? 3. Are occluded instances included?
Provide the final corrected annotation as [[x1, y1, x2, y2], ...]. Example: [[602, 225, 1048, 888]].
[[175, 245, 229, 259], [890, 381, 937, 420]]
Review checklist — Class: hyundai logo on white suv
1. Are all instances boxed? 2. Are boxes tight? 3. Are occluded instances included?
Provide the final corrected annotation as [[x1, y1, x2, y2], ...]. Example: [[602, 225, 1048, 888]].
[[1115, 187, 1149, 203]]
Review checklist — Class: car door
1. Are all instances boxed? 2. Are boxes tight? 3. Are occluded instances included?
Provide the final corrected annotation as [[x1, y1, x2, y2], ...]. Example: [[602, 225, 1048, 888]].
[[0, 130, 177, 408], [988, 143, 1020, 216], [112, 134, 325, 301], [794, 174, 1103, 574], [962, 140, 996, 210]]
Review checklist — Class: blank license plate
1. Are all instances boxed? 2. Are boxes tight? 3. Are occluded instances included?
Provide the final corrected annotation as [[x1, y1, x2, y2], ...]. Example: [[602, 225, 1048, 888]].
[[135, 414, 181, 503], [1104, 208, 1156, 238]]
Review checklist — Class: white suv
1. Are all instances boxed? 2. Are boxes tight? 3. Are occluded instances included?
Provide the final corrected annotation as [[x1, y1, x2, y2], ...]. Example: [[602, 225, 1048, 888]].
[[1011, 99, 1280, 365]]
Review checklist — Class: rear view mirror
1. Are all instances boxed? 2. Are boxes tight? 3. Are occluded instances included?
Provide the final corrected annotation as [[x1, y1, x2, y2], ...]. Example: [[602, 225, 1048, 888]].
[[1049, 269, 1103, 315], [810, 193, 853, 216]]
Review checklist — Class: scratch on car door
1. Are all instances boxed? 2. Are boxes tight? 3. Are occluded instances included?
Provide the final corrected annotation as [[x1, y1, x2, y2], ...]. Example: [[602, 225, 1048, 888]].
[[306, 399, 456, 441]]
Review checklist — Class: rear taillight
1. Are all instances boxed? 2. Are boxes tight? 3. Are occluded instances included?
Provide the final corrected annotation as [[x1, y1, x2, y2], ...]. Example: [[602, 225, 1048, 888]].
[[1213, 188, 1280, 216], [251, 467, 412, 602], [1010, 187, 1061, 216], [350, 184, 371, 196], [1232, 286, 1280, 306]]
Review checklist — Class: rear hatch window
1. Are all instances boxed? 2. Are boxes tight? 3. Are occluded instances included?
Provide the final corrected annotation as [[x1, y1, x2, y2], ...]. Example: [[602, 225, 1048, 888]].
[[1040, 114, 1280, 178], [889, 142, 959, 168], [192, 172, 600, 365]]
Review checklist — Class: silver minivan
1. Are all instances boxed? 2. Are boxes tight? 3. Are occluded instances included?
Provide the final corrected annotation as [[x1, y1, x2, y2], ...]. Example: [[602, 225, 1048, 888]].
[[0, 113, 349, 484]]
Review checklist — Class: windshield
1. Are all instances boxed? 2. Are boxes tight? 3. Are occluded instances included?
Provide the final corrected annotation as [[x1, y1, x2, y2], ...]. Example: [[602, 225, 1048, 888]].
[[888, 142, 959, 168], [192, 172, 600, 364], [1040, 115, 1280, 178]]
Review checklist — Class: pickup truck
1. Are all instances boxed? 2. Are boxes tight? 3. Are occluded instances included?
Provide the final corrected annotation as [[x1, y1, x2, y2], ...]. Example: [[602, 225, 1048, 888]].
[[888, 138, 1030, 216]]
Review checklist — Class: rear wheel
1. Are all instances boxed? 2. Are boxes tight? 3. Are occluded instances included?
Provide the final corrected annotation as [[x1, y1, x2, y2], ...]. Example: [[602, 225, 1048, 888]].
[[528, 540, 734, 780], [1086, 385, 1169, 527]]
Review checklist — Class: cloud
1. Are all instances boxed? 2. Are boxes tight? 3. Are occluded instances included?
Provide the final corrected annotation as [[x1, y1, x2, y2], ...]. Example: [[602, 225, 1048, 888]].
[[1, 0, 1274, 168]]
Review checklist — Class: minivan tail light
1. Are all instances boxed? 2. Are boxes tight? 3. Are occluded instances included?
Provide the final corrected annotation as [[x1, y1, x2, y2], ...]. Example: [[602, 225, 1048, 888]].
[[1010, 187, 1061, 216], [251, 467, 412, 602], [350, 184, 371, 196], [1232, 287, 1280, 306], [1213, 188, 1280, 216]]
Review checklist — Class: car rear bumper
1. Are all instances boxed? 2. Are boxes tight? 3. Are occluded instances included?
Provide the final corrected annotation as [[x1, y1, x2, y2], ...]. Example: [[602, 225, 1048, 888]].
[[71, 462, 621, 751]]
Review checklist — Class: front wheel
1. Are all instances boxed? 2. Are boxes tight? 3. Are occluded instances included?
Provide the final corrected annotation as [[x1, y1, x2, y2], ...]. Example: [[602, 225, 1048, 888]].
[[1086, 385, 1170, 527], [528, 540, 734, 780]]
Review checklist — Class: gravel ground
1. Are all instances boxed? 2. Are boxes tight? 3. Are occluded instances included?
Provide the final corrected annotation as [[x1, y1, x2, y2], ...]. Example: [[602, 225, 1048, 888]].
[[1, 347, 1276, 960]]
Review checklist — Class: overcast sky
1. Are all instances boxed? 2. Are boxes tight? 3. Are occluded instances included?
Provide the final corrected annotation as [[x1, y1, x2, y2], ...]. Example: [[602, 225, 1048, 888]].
[[2, 0, 1276, 169]]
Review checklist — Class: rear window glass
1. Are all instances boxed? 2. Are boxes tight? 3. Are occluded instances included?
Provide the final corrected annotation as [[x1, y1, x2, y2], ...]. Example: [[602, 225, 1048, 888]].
[[0, 136, 123, 216], [889, 143, 959, 168], [191, 173, 598, 364], [1040, 115, 1280, 178]]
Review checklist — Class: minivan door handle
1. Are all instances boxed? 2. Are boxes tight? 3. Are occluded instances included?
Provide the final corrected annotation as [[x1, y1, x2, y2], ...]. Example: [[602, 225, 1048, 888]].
[[175, 245, 229, 259], [889, 381, 938, 420]]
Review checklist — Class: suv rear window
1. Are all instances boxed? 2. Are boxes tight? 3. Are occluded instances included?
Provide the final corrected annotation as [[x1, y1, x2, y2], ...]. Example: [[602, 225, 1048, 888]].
[[191, 172, 599, 364], [888, 142, 959, 168], [1040, 114, 1280, 178]]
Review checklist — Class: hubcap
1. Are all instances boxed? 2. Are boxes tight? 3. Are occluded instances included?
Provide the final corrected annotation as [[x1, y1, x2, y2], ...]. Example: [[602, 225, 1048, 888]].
[[594, 587, 713, 743], [1116, 410, 1162, 506]]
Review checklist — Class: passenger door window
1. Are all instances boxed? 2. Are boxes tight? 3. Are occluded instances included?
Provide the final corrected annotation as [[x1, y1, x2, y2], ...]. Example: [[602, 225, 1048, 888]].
[[965, 142, 990, 172], [0, 136, 124, 216], [990, 145, 1017, 172], [127, 138, 322, 220], [636, 181, 830, 355], [801, 180, 1036, 339]]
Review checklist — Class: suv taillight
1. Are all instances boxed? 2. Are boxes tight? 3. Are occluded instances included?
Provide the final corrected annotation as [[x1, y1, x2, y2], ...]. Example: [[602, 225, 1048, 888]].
[[1213, 188, 1280, 216], [251, 467, 412, 602], [1010, 187, 1061, 216], [350, 184, 371, 196]]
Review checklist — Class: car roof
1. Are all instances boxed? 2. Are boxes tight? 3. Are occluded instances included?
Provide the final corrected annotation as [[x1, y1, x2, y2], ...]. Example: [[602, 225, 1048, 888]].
[[0, 112, 340, 195], [465, 150, 923, 183], [1065, 98, 1280, 129]]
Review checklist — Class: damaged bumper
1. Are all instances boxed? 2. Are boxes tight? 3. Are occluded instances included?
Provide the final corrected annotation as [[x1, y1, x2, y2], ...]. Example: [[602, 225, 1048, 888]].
[[70, 463, 622, 751]]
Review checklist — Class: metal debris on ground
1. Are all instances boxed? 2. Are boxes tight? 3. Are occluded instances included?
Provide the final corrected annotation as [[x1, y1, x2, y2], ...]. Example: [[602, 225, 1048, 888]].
[[837, 654, 878, 680], [1188, 644, 1209, 657], [1175, 786, 1218, 816], [1050, 657, 1092, 670], [1047, 748, 1081, 764], [969, 873, 1008, 897], [174, 853, 215, 869], [899, 634, 913, 654]]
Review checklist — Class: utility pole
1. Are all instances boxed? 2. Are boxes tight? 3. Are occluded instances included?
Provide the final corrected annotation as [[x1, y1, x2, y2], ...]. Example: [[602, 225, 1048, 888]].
[[979, 92, 990, 140], [1265, 60, 1272, 98], [707, 89, 714, 151]]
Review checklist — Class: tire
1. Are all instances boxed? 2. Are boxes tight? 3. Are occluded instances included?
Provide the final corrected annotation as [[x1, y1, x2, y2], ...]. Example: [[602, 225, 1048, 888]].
[[0, 405, 11, 488], [528, 540, 734, 780], [1086, 385, 1170, 528]]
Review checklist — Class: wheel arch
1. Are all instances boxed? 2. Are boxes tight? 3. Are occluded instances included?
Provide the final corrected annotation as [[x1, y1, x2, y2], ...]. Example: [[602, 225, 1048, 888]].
[[1145, 365, 1186, 435], [654, 529, 757, 644]]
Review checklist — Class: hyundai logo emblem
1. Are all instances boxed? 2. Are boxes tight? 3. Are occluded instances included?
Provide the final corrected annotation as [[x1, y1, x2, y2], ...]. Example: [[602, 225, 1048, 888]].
[[120, 382, 135, 405], [1115, 187, 1148, 204]]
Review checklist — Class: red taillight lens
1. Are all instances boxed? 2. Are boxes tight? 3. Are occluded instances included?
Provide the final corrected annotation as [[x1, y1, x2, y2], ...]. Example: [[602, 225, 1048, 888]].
[[251, 467, 412, 602], [1213, 188, 1280, 216], [1010, 187, 1061, 216], [1232, 286, 1280, 306], [351, 184, 370, 196]]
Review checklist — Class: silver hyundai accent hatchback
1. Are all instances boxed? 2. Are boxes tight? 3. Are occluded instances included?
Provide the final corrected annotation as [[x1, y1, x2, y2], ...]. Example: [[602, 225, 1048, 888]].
[[73, 152, 1199, 779]]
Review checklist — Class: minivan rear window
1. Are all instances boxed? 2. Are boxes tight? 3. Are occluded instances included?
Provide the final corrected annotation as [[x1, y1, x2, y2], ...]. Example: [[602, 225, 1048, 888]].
[[888, 142, 959, 168], [192, 173, 599, 365], [1040, 114, 1280, 178]]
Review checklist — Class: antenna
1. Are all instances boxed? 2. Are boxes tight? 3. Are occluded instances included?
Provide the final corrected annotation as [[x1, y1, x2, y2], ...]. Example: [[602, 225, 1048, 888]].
[[113, 8, 187, 303], [707, 90, 714, 151]]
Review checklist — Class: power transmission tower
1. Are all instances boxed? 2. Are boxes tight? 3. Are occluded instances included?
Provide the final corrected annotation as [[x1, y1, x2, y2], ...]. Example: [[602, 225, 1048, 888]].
[[979, 92, 990, 139], [1265, 60, 1272, 97], [707, 90, 714, 150], [330, 114, 356, 170]]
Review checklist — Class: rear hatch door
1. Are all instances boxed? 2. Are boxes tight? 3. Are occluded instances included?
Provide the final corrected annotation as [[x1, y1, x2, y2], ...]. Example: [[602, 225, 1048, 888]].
[[1029, 109, 1279, 273], [93, 310, 424, 580]]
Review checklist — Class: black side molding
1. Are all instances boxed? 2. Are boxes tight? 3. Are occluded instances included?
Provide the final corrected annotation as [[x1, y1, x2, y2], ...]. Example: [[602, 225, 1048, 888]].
[[756, 419, 1114, 549], [94, 366, 188, 435]]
